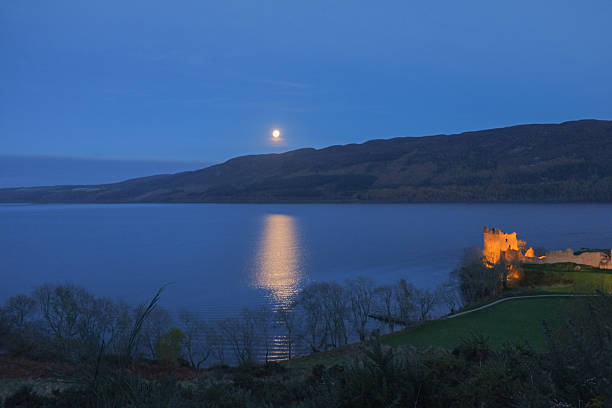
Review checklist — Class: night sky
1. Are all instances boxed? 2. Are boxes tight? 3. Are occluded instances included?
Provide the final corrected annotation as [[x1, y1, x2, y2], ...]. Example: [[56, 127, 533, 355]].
[[2, 0, 611, 164]]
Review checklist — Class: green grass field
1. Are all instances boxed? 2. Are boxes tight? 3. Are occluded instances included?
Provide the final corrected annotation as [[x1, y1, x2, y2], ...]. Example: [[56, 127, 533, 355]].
[[288, 265, 610, 369], [382, 296, 582, 350], [286, 296, 587, 369], [379, 266, 611, 352], [523, 262, 610, 274], [521, 263, 612, 293]]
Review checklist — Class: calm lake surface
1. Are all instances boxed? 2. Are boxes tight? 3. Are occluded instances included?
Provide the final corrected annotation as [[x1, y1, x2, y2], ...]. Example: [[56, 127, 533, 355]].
[[2, 203, 612, 316]]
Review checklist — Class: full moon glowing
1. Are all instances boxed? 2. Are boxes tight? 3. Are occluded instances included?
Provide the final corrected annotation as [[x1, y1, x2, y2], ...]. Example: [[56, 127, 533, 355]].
[[272, 129, 281, 139]]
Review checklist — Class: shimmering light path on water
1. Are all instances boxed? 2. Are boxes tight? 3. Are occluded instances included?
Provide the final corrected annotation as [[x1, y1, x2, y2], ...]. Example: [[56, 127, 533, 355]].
[[2, 203, 611, 316], [254, 214, 303, 309]]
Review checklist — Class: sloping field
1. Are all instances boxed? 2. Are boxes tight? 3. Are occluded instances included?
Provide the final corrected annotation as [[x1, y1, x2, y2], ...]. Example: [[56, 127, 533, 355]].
[[382, 296, 582, 350]]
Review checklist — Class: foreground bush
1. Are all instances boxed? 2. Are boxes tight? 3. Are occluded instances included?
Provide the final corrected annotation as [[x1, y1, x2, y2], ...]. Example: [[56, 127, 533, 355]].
[[4, 294, 610, 407], [155, 327, 186, 365], [2, 284, 610, 407]]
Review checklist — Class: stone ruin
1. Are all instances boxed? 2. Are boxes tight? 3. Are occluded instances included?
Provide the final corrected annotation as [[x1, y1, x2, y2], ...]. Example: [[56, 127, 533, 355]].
[[483, 226, 612, 270]]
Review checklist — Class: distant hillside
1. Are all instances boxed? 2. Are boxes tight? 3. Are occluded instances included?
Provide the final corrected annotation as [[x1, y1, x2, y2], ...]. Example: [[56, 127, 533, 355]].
[[0, 155, 212, 188], [1, 120, 611, 203]]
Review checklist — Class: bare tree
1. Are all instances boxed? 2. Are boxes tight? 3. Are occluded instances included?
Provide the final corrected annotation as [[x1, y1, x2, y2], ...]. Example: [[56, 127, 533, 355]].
[[373, 285, 397, 332], [296, 281, 349, 351], [346, 277, 375, 341], [296, 283, 328, 352], [435, 278, 462, 314], [0, 306, 8, 343], [137, 306, 172, 359], [3, 294, 36, 330], [395, 279, 416, 324], [34, 284, 83, 342], [33, 284, 100, 357], [107, 300, 133, 355], [276, 303, 299, 359], [179, 310, 211, 369], [321, 282, 348, 349], [30, 284, 123, 360], [414, 288, 437, 320], [206, 323, 226, 366], [1, 294, 40, 354], [76, 296, 116, 348], [252, 305, 273, 363], [219, 308, 257, 366]]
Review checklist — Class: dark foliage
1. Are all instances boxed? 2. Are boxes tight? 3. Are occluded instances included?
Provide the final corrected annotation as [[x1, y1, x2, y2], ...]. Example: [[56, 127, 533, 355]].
[[452, 247, 503, 305], [5, 296, 610, 407], [3, 281, 611, 407], [4, 387, 55, 408], [543, 295, 612, 405], [519, 268, 575, 287]]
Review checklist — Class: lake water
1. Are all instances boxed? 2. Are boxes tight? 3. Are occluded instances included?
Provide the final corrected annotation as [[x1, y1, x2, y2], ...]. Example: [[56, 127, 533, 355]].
[[2, 203, 612, 315], [2, 203, 611, 362]]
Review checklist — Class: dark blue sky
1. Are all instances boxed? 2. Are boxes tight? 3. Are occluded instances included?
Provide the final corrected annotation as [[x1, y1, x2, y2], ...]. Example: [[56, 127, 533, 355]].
[[2, 1, 611, 163]]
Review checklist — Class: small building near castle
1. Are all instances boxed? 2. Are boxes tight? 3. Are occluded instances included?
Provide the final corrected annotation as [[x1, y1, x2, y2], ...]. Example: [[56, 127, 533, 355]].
[[483, 226, 612, 270]]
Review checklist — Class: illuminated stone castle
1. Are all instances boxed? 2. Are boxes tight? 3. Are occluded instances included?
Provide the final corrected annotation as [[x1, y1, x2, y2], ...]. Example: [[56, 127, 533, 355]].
[[483, 226, 612, 270], [482, 226, 534, 266]]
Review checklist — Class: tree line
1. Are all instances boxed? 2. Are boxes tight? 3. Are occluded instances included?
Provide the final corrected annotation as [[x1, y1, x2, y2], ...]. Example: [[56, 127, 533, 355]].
[[0, 246, 510, 368], [0, 280, 445, 368], [3, 293, 611, 407]]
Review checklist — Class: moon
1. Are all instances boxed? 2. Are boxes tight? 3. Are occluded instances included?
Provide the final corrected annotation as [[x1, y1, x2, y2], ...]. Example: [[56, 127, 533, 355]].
[[272, 129, 281, 139]]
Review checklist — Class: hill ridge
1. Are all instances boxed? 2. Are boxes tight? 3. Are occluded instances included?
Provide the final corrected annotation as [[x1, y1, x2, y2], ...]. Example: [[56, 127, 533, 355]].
[[1, 119, 611, 203]]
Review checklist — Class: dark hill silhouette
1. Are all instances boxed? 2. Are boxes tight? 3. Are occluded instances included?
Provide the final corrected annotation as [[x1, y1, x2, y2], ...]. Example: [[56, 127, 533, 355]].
[[1, 119, 611, 203]]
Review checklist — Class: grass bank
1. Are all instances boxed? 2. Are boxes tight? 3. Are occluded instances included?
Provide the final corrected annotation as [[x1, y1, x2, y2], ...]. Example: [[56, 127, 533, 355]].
[[382, 296, 581, 350], [522, 263, 612, 293], [286, 296, 584, 369]]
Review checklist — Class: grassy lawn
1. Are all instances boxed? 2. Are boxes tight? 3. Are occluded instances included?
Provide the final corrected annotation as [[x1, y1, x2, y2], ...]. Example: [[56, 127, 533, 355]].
[[382, 297, 583, 351], [521, 263, 612, 293], [287, 264, 611, 370], [522, 262, 610, 274], [555, 271, 612, 292], [286, 296, 586, 369]]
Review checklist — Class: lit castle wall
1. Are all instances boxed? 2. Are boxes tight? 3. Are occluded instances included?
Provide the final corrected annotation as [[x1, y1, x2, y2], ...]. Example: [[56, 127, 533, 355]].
[[541, 248, 612, 270], [483, 226, 612, 270], [482, 226, 532, 266]]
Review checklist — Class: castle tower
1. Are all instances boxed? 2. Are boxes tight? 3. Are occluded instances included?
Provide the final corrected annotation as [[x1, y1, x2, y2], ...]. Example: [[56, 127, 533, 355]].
[[483, 226, 526, 265]]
